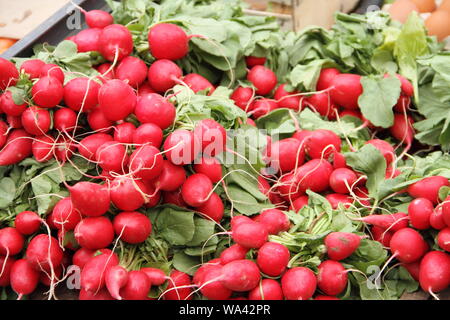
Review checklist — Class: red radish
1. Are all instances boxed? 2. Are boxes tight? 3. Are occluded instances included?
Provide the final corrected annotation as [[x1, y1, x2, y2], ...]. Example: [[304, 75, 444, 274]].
[[116, 56, 148, 88], [393, 74, 414, 97], [290, 195, 309, 212], [402, 260, 421, 281], [193, 157, 222, 183], [330, 74, 362, 110], [181, 173, 213, 207], [163, 189, 187, 207], [274, 84, 302, 111], [10, 259, 40, 297], [87, 108, 114, 132], [248, 279, 283, 300], [194, 119, 227, 156], [324, 232, 361, 261], [114, 122, 135, 144], [295, 158, 334, 194], [141, 267, 166, 286], [137, 82, 155, 95], [257, 242, 290, 276], [247, 65, 277, 96], [74, 28, 101, 52], [129, 145, 164, 180], [73, 248, 108, 269], [14, 211, 41, 235], [46, 213, 57, 230], [365, 139, 395, 166], [0, 227, 24, 256], [6, 115, 23, 129], [79, 288, 114, 300], [419, 251, 450, 293], [197, 264, 232, 300], [0, 256, 15, 286], [389, 113, 414, 147], [84, 10, 113, 29], [265, 138, 305, 173], [394, 94, 411, 113], [281, 267, 317, 300], [408, 198, 433, 230], [390, 228, 428, 263], [39, 265, 62, 286], [220, 244, 248, 265], [148, 23, 189, 61], [57, 230, 78, 251], [329, 168, 357, 194], [96, 141, 129, 172], [317, 68, 340, 91], [98, 24, 133, 61], [314, 295, 340, 300], [81, 249, 119, 292], [31, 135, 54, 162], [232, 222, 268, 249], [221, 259, 261, 292], [98, 79, 137, 121], [25, 234, 63, 271], [105, 265, 128, 300], [110, 177, 149, 211], [326, 193, 353, 209], [135, 93, 176, 130], [231, 86, 254, 111], [55, 138, 75, 162], [183, 73, 215, 94], [75, 217, 114, 249], [305, 93, 338, 119], [52, 197, 81, 231], [133, 123, 163, 148], [430, 206, 447, 230], [193, 259, 221, 285], [278, 173, 303, 202], [20, 59, 45, 79], [54, 108, 77, 132], [119, 270, 151, 300], [371, 225, 393, 248], [0, 58, 18, 90], [155, 160, 186, 192], [230, 215, 253, 229], [407, 176, 449, 204], [442, 196, 450, 226], [0, 129, 32, 165], [317, 260, 348, 296], [78, 133, 113, 160], [69, 182, 110, 217], [163, 270, 193, 300], [31, 76, 63, 108], [148, 59, 183, 93], [293, 130, 312, 144], [249, 98, 278, 119], [358, 212, 409, 232], [163, 129, 200, 165], [245, 56, 266, 67], [258, 209, 290, 235], [113, 211, 152, 244], [0, 91, 27, 116], [196, 192, 224, 222], [340, 109, 363, 120], [96, 63, 116, 83], [40, 63, 64, 83], [437, 228, 450, 252], [63, 77, 101, 112], [21, 106, 51, 135], [305, 129, 341, 159], [0, 121, 6, 149]]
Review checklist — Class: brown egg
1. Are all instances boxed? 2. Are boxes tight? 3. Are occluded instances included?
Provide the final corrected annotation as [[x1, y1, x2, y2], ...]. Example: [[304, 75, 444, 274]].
[[389, 0, 420, 23], [410, 0, 436, 12], [425, 10, 450, 41], [438, 0, 450, 12]]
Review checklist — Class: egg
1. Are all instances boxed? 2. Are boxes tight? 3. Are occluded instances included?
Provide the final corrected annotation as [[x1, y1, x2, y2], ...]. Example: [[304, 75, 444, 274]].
[[438, 0, 450, 12], [410, 0, 436, 12], [425, 10, 450, 41], [389, 0, 420, 23]]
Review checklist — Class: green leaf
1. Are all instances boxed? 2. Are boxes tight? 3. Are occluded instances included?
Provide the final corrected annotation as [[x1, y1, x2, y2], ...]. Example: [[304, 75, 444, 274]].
[[172, 251, 201, 276], [186, 217, 218, 247], [0, 178, 16, 209], [154, 208, 195, 245], [288, 59, 329, 91], [226, 184, 273, 215]]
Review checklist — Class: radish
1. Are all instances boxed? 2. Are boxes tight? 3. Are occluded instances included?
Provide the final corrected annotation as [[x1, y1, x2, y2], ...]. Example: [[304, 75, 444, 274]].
[[193, 157, 222, 183], [0, 256, 15, 287], [135, 93, 176, 130], [220, 259, 261, 292], [163, 189, 187, 207], [0, 121, 6, 149], [40, 64, 64, 83], [69, 182, 110, 217], [258, 209, 290, 235], [96, 141, 129, 172], [232, 221, 268, 249], [25, 234, 63, 271], [357, 212, 409, 232], [74, 28, 101, 52], [371, 225, 393, 248], [20, 59, 45, 79], [133, 123, 163, 148], [163, 129, 200, 165], [0, 91, 27, 116], [52, 197, 81, 231], [183, 73, 215, 94], [247, 65, 277, 96], [114, 122, 135, 144], [98, 24, 133, 61], [39, 265, 62, 286], [148, 23, 189, 61], [408, 198, 434, 230], [140, 267, 166, 286], [0, 58, 18, 90], [289, 195, 309, 212], [31, 76, 63, 108], [248, 98, 278, 119], [265, 138, 304, 173], [248, 279, 283, 300], [81, 249, 119, 292], [316, 68, 340, 91], [155, 160, 186, 192], [194, 119, 227, 157], [198, 265, 232, 300], [110, 177, 149, 211], [257, 242, 290, 276], [293, 130, 312, 144], [73, 247, 108, 269], [181, 173, 213, 207], [10, 259, 40, 298], [305, 93, 338, 119], [437, 228, 450, 252], [430, 206, 447, 230], [390, 228, 428, 263], [230, 86, 254, 111], [98, 79, 137, 121], [230, 215, 253, 230], [402, 260, 421, 281], [75, 217, 114, 250], [84, 10, 113, 29], [196, 192, 224, 222], [220, 244, 249, 265], [0, 129, 32, 165], [365, 139, 395, 166], [324, 232, 361, 261], [6, 115, 23, 129], [278, 173, 303, 202], [389, 113, 414, 148], [281, 267, 317, 300], [113, 211, 152, 244], [116, 56, 148, 88], [326, 193, 353, 209], [129, 145, 164, 180], [55, 137, 75, 163], [419, 251, 450, 293], [162, 270, 193, 300], [274, 84, 302, 111], [63, 77, 101, 112], [79, 288, 114, 300], [407, 176, 449, 204], [193, 259, 221, 285], [392, 74, 414, 97], [148, 59, 183, 93], [314, 295, 340, 300], [0, 227, 24, 256], [119, 270, 151, 300], [54, 108, 77, 132], [105, 265, 128, 300], [78, 133, 113, 160], [137, 82, 155, 95], [330, 74, 362, 110], [245, 56, 266, 67], [87, 107, 113, 132], [96, 63, 116, 83], [329, 168, 357, 194], [394, 94, 411, 113], [333, 152, 348, 170], [295, 158, 334, 194], [305, 129, 341, 159], [317, 260, 348, 296], [14, 211, 41, 235], [21, 106, 51, 136]]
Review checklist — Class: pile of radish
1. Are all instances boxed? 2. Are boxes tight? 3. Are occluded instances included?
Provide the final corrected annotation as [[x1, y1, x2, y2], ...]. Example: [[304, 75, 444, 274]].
[[0, 0, 450, 301]]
